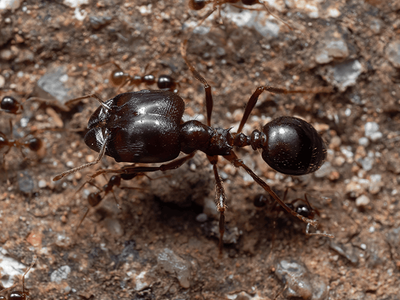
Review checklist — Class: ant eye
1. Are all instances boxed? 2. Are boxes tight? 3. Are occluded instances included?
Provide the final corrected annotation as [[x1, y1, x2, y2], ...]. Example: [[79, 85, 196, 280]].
[[261, 116, 326, 176]]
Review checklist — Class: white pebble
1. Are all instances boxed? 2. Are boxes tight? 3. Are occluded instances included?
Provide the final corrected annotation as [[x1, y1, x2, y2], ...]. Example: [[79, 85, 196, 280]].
[[355, 195, 370, 207]]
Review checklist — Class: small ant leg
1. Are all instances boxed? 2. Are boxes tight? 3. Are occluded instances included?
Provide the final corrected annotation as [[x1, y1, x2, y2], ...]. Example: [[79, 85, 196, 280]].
[[63, 94, 111, 110], [224, 151, 319, 228], [306, 223, 334, 238], [53, 132, 110, 181], [26, 97, 71, 112], [237, 85, 333, 133], [181, 39, 214, 126]]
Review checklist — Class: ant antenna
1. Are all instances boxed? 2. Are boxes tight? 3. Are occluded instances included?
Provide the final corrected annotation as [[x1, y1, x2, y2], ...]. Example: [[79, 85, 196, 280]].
[[53, 131, 110, 181]]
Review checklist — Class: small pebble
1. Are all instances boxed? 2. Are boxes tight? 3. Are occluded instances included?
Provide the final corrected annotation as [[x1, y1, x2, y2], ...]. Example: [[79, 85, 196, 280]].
[[38, 179, 47, 188], [157, 248, 192, 288], [358, 137, 369, 147], [18, 171, 34, 194], [0, 0, 22, 10], [385, 39, 400, 68], [50, 265, 71, 284], [0, 75, 5, 88], [63, 0, 88, 8], [196, 213, 208, 222], [355, 195, 370, 207], [365, 122, 382, 141]]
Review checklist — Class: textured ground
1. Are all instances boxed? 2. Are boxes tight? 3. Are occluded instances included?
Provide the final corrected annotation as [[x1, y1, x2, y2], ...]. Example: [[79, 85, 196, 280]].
[[0, 0, 400, 299]]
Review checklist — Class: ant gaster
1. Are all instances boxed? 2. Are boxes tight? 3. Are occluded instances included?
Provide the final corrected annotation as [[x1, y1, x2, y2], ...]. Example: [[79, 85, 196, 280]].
[[53, 41, 333, 253]]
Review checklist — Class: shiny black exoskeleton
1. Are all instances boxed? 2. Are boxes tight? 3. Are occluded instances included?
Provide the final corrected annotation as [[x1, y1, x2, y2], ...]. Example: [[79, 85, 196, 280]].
[[83, 90, 325, 174], [54, 41, 332, 252], [1, 96, 23, 114]]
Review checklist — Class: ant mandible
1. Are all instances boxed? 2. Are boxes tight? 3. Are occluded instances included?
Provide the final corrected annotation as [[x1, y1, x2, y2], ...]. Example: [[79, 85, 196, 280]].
[[105, 62, 179, 92], [52, 40, 332, 253]]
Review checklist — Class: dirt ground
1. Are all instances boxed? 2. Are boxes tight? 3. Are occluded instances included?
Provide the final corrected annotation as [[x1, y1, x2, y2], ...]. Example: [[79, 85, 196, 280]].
[[0, 0, 400, 299]]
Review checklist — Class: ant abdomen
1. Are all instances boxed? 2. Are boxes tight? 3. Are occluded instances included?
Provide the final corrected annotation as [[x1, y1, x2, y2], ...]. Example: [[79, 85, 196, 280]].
[[253, 116, 326, 176]]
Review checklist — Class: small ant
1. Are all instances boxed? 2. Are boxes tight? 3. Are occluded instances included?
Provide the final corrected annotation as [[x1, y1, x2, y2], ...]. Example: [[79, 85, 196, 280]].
[[0, 258, 35, 300], [188, 0, 292, 31], [254, 191, 332, 237], [105, 62, 180, 92], [254, 191, 318, 219], [0, 96, 45, 166], [53, 40, 333, 253]]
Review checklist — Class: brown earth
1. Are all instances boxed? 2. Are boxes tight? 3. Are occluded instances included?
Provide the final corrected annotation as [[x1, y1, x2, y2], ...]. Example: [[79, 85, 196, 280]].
[[0, 0, 400, 299]]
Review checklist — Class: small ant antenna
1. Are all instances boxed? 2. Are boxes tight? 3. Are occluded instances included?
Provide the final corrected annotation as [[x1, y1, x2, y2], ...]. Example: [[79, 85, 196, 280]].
[[53, 131, 110, 181]]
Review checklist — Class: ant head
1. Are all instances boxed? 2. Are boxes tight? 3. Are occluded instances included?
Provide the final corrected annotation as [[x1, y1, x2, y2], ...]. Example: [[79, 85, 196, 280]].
[[1, 96, 23, 114], [260, 116, 326, 176], [188, 0, 207, 10]]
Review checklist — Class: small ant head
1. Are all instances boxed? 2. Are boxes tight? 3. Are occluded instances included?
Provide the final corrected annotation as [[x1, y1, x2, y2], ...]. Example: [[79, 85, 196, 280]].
[[24, 138, 43, 152], [110, 70, 128, 87], [1, 96, 23, 114], [188, 0, 207, 10], [296, 204, 312, 218], [8, 290, 28, 300], [253, 193, 270, 207], [261, 116, 326, 176]]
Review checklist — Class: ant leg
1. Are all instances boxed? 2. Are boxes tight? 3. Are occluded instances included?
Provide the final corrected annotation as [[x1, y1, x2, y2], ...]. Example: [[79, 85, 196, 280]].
[[208, 155, 226, 255], [181, 39, 214, 126], [226, 152, 334, 238], [26, 97, 71, 112], [53, 131, 110, 181], [237, 85, 333, 133], [224, 151, 318, 227]]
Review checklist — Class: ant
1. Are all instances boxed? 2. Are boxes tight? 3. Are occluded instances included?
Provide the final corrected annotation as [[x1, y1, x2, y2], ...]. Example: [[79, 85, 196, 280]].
[[0, 258, 35, 300], [253, 191, 333, 237], [188, 0, 292, 31], [104, 62, 179, 92], [52, 40, 333, 253], [0, 97, 44, 167]]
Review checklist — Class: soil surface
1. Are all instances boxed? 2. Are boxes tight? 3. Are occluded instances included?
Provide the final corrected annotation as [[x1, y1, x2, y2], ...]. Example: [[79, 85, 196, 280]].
[[0, 0, 400, 299]]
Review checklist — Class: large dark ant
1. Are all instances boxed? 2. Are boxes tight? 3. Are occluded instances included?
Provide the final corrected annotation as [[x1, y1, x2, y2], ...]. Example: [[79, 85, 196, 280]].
[[52, 40, 333, 253], [0, 258, 35, 300], [105, 62, 179, 92]]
